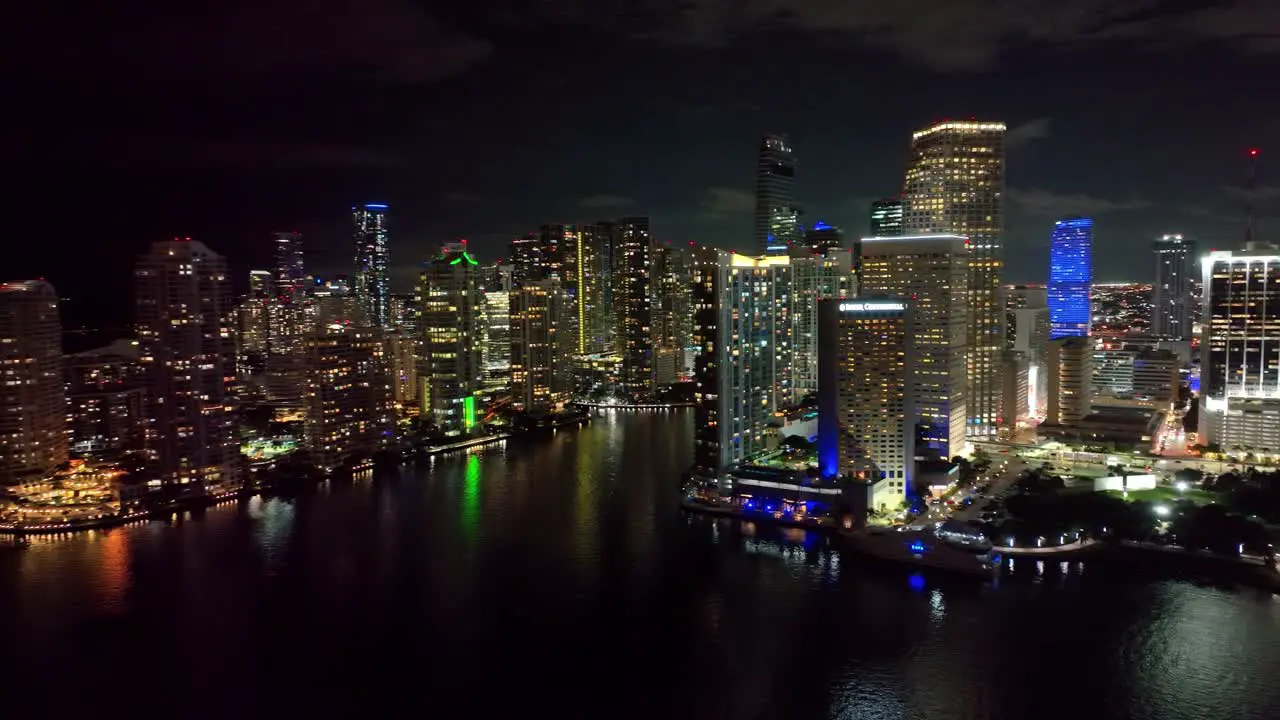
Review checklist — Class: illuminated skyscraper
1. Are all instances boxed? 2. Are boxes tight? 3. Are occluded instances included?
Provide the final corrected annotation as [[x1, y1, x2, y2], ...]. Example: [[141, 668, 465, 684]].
[[510, 280, 566, 410], [869, 199, 904, 237], [903, 120, 1006, 438], [508, 232, 543, 289], [1048, 218, 1093, 339], [818, 298, 914, 511], [1046, 337, 1093, 425], [691, 250, 793, 480], [1152, 233, 1195, 339], [756, 134, 799, 254], [65, 339, 146, 458], [790, 247, 857, 399], [653, 243, 694, 381], [134, 240, 238, 492], [861, 234, 969, 458], [303, 325, 393, 468], [481, 264, 512, 387], [614, 216, 656, 398], [239, 269, 272, 363], [352, 203, 390, 327], [0, 280, 66, 483], [542, 223, 609, 355], [419, 243, 484, 435], [1199, 242, 1280, 450]]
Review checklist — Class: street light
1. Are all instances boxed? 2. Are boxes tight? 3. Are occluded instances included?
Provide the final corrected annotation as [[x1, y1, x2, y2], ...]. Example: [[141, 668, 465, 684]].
[[1175, 481, 1188, 493], [1154, 505, 1171, 517]]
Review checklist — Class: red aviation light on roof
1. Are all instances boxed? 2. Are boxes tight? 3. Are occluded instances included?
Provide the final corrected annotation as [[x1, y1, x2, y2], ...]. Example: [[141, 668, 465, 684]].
[[1249, 148, 1259, 156]]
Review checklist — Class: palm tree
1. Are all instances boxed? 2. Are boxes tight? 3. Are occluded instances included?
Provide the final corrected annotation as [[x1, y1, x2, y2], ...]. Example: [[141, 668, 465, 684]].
[[1108, 463, 1132, 495]]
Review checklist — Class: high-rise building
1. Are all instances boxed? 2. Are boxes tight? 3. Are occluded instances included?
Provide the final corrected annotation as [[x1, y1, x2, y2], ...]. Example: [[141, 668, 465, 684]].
[[790, 247, 857, 400], [998, 350, 1030, 431], [1048, 218, 1093, 339], [869, 199, 904, 237], [1003, 283, 1047, 349], [1199, 243, 1280, 450], [1046, 337, 1093, 425], [510, 280, 565, 410], [134, 240, 238, 492], [691, 250, 793, 480], [0, 280, 66, 484], [614, 217, 656, 398], [239, 269, 273, 364], [817, 298, 914, 511], [903, 120, 1006, 438], [65, 339, 146, 458], [383, 330, 420, 414], [481, 264, 512, 388], [1153, 233, 1196, 339], [509, 232, 544, 289], [804, 221, 844, 253], [756, 134, 798, 254], [352, 203, 390, 327], [544, 223, 609, 355], [303, 325, 393, 468], [861, 235, 969, 457], [653, 243, 694, 381], [419, 243, 484, 435]]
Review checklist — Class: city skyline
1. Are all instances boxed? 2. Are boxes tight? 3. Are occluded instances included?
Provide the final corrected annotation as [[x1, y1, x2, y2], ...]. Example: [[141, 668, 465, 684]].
[[8, 2, 1278, 328]]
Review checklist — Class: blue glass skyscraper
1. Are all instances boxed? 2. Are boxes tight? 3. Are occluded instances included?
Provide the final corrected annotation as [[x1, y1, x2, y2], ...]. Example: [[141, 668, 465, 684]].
[[1048, 217, 1093, 339]]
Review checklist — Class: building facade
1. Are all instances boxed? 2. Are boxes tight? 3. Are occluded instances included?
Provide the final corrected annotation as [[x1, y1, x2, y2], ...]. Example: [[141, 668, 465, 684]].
[[1046, 337, 1093, 425], [817, 298, 914, 511], [902, 120, 1006, 438], [613, 217, 656, 398], [352, 203, 390, 327], [65, 339, 146, 458], [1153, 233, 1196, 339], [134, 240, 238, 492], [0, 280, 66, 484], [861, 235, 969, 458], [419, 244, 484, 435], [790, 247, 857, 400], [869, 199, 904, 237], [756, 134, 799, 254], [510, 280, 564, 410], [303, 326, 393, 468], [1048, 217, 1093, 339]]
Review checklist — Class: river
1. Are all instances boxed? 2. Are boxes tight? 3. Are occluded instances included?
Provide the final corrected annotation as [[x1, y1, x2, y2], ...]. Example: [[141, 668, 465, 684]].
[[2, 410, 1278, 719]]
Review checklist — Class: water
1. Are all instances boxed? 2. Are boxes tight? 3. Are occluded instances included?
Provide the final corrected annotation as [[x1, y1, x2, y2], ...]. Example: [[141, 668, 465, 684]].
[[3, 410, 1279, 719]]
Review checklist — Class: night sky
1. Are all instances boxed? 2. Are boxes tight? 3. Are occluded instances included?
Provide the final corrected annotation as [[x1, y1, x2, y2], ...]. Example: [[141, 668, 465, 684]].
[[7, 0, 1280, 326]]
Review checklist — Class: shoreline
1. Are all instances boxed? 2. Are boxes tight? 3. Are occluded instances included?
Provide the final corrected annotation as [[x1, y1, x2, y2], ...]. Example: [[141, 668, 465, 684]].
[[2, 414, 595, 538]]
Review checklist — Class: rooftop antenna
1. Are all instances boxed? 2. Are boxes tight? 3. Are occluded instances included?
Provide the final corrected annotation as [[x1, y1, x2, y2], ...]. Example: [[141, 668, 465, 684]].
[[1246, 147, 1259, 248]]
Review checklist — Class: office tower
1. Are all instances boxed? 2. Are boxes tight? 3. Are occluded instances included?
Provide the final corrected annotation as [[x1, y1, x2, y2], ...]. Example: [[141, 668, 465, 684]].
[[510, 280, 565, 410], [311, 277, 368, 327], [690, 250, 793, 480], [903, 120, 1006, 438], [544, 223, 608, 355], [239, 269, 273, 362], [274, 231, 305, 302], [817, 298, 914, 511], [1003, 283, 1047, 349], [1048, 217, 1093, 339], [790, 247, 857, 400], [1046, 337, 1093, 425], [869, 199, 904, 237], [1092, 348, 1180, 408], [0, 280, 66, 484], [804, 221, 844, 253], [653, 243, 694, 383], [134, 240, 238, 492], [481, 264, 512, 387], [1010, 305, 1050, 417], [998, 350, 1030, 430], [1199, 243, 1280, 450], [756, 134, 798, 254], [303, 326, 393, 468], [388, 293, 419, 333], [352, 203, 390, 327], [1153, 233, 1196, 339], [509, 232, 543, 288], [861, 234, 969, 457], [419, 243, 484, 435], [65, 339, 146, 458], [614, 217, 656, 398]]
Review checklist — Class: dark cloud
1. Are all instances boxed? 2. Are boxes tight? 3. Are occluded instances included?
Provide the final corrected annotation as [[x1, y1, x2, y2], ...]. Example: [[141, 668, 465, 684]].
[[442, 192, 484, 204], [700, 187, 755, 219], [578, 194, 637, 208], [1008, 187, 1150, 216], [1007, 118, 1052, 149]]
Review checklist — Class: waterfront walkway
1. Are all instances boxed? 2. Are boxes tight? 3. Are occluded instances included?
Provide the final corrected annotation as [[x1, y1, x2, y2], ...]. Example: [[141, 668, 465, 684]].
[[573, 402, 693, 410], [990, 538, 1097, 556]]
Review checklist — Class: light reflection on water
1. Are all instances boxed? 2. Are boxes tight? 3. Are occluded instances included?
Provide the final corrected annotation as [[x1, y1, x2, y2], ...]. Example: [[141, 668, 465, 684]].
[[1, 410, 1278, 720]]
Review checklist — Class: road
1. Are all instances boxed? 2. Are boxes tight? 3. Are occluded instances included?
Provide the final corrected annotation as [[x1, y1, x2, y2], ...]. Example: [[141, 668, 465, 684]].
[[969, 438, 1252, 481], [943, 455, 1031, 524]]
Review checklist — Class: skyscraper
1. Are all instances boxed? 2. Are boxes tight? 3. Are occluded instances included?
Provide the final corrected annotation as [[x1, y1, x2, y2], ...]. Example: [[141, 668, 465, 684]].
[[861, 235, 969, 458], [1048, 218, 1093, 339], [0, 280, 66, 484], [755, 134, 798, 254], [817, 298, 914, 511], [65, 339, 146, 458], [239, 269, 273, 364], [614, 217, 656, 398], [508, 232, 544, 289], [790, 247, 857, 400], [543, 223, 608, 355], [1046, 337, 1093, 425], [903, 120, 1006, 438], [1199, 242, 1280, 450], [653, 243, 694, 381], [869, 199, 904, 237], [419, 243, 485, 435], [1152, 233, 1196, 339], [352, 203, 390, 327], [134, 240, 238, 492], [303, 326, 393, 468], [481, 264, 512, 388], [691, 250, 793, 480], [510, 280, 565, 410], [804, 221, 844, 253]]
